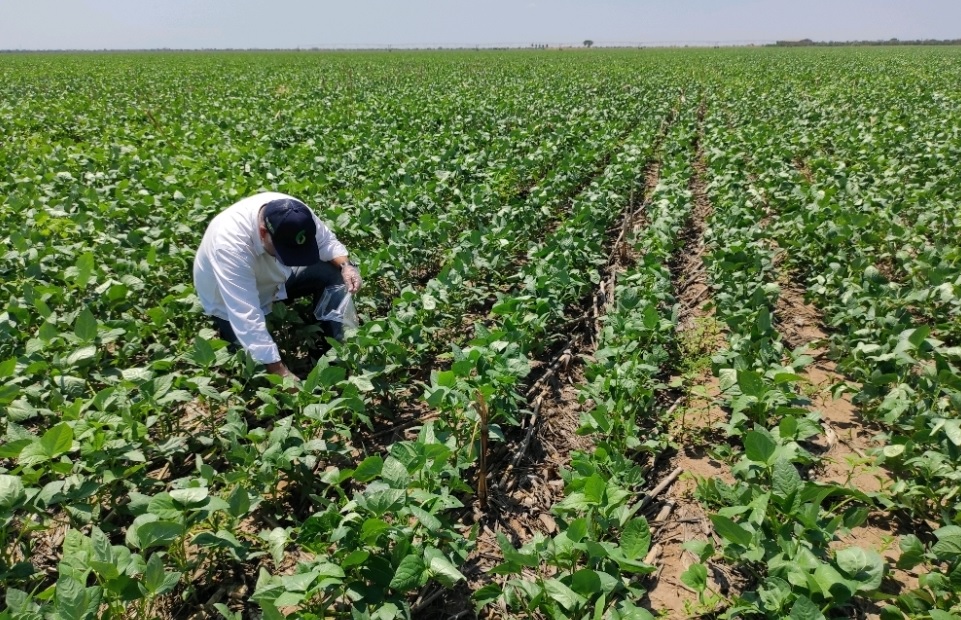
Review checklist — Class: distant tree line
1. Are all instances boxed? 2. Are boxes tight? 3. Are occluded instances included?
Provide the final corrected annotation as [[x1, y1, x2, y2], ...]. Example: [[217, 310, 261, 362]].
[[772, 38, 961, 47]]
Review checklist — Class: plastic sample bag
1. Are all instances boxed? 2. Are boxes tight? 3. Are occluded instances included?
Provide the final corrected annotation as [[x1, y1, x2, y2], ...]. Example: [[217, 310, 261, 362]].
[[313, 284, 359, 331]]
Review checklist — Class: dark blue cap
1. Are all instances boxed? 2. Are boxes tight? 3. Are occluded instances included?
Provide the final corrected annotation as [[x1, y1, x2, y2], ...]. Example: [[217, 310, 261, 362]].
[[262, 198, 321, 266]]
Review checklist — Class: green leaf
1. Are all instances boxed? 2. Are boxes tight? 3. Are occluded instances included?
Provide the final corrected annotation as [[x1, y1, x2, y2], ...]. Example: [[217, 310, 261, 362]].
[[757, 306, 772, 333], [424, 547, 465, 587], [473, 583, 502, 608], [719, 368, 738, 392], [779, 415, 798, 439], [228, 487, 251, 518], [495, 532, 539, 569], [192, 336, 217, 367], [65, 345, 97, 366], [607, 546, 657, 575], [380, 456, 410, 488], [835, 546, 884, 591], [772, 458, 801, 499], [364, 488, 405, 516], [789, 595, 825, 620], [41, 422, 74, 457], [933, 525, 961, 558], [55, 575, 96, 620], [583, 473, 606, 504], [135, 520, 184, 550], [682, 540, 714, 563], [773, 373, 805, 385], [348, 373, 375, 392], [342, 550, 370, 569], [882, 444, 905, 458], [314, 562, 345, 581], [90, 527, 111, 564], [169, 487, 209, 506], [143, 553, 165, 594], [353, 455, 384, 482], [74, 252, 95, 289], [214, 603, 242, 620], [0, 474, 26, 509], [544, 577, 586, 610], [940, 419, 961, 447], [304, 360, 345, 392], [0, 439, 30, 460], [280, 571, 319, 593], [907, 325, 931, 349], [897, 535, 925, 570], [0, 357, 17, 378], [73, 308, 98, 342], [841, 507, 868, 531], [920, 572, 950, 591], [710, 515, 753, 547], [361, 518, 391, 543], [569, 569, 602, 597], [812, 563, 853, 601], [566, 518, 588, 543], [260, 527, 288, 564], [18, 442, 51, 467], [318, 363, 346, 386], [91, 560, 122, 583], [744, 429, 777, 464], [680, 563, 708, 593], [147, 493, 182, 520], [738, 370, 766, 397], [388, 554, 425, 592], [408, 505, 442, 533], [620, 518, 651, 560], [193, 530, 246, 557]]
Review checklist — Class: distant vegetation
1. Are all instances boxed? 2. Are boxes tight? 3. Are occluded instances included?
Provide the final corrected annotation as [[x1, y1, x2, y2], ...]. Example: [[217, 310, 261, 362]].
[[774, 37, 961, 46]]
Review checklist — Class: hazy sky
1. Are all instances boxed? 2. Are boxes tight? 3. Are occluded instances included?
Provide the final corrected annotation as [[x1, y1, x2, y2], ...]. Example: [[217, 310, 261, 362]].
[[1, 0, 958, 50]]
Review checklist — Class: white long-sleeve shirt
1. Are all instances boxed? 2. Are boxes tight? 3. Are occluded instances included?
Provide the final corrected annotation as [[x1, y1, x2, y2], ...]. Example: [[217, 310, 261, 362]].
[[193, 192, 348, 364]]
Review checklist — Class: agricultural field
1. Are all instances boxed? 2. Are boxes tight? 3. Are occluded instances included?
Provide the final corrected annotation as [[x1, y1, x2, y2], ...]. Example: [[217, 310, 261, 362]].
[[1, 46, 961, 619]]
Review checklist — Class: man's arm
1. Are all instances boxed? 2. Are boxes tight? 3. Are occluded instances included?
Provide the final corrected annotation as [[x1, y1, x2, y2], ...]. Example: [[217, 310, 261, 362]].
[[313, 215, 348, 263], [211, 247, 291, 375], [313, 215, 361, 293]]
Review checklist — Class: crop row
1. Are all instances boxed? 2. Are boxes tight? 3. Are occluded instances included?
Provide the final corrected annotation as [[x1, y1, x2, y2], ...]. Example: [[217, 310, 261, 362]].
[[677, 95, 890, 618], [481, 94, 700, 619]]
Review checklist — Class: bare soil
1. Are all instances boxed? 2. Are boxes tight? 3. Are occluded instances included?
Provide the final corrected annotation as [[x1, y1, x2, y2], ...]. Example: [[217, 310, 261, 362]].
[[647, 104, 739, 617], [648, 372, 738, 616]]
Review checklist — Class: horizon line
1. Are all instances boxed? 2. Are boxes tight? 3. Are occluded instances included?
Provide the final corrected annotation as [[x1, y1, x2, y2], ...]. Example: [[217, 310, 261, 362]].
[[4, 36, 961, 53]]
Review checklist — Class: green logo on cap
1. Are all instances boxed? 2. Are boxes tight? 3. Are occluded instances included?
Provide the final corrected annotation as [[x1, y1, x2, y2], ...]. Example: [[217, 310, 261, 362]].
[[296, 230, 307, 245]]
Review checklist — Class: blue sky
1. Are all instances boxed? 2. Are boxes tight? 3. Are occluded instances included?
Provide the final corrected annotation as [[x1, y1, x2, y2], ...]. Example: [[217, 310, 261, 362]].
[[1, 0, 958, 50]]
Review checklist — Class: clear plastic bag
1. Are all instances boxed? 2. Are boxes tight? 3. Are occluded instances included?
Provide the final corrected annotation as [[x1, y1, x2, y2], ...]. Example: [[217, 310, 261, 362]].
[[313, 284, 359, 330]]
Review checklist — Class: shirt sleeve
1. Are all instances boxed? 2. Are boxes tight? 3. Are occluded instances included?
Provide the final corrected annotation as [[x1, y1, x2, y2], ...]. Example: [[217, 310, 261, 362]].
[[210, 246, 281, 364], [313, 214, 348, 262]]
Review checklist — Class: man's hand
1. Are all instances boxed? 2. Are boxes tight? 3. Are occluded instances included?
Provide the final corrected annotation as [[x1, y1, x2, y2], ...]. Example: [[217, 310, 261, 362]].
[[265, 361, 300, 392], [341, 263, 363, 294], [266, 361, 296, 379]]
